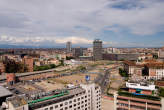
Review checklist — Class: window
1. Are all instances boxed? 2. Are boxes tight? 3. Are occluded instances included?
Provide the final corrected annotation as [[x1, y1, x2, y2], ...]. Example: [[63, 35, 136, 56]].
[[55, 105, 58, 108], [69, 105, 72, 108], [50, 107, 53, 110], [60, 103, 63, 107], [65, 102, 68, 105], [69, 100, 72, 104]]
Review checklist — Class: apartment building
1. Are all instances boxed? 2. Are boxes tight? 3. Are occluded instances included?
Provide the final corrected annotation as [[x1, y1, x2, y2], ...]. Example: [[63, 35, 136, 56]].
[[138, 54, 153, 61], [145, 63, 164, 80], [123, 61, 143, 77], [123, 60, 164, 80], [114, 81, 161, 110], [158, 47, 164, 59], [0, 62, 5, 74], [103, 53, 139, 61], [73, 47, 83, 58], [3, 83, 101, 110], [126, 82, 155, 95], [93, 39, 103, 60], [66, 41, 72, 53], [114, 93, 161, 110], [23, 56, 34, 72]]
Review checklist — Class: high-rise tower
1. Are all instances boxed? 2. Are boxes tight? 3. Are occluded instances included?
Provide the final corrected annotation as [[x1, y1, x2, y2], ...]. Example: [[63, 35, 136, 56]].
[[93, 39, 102, 60], [66, 41, 72, 53]]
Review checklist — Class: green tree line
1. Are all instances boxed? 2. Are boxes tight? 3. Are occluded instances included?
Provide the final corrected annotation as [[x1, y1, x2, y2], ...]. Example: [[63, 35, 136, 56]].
[[34, 64, 56, 71]]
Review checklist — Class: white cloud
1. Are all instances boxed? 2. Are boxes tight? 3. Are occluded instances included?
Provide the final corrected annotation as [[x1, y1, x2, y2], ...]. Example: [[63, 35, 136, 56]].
[[0, 35, 111, 46], [0, 0, 163, 46], [55, 36, 93, 44], [0, 35, 95, 45]]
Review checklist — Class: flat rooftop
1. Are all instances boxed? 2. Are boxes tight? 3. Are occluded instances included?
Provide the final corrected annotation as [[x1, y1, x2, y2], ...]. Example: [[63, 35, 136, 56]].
[[6, 95, 28, 108], [7, 86, 86, 109], [126, 82, 155, 91], [29, 87, 85, 109], [0, 86, 12, 98]]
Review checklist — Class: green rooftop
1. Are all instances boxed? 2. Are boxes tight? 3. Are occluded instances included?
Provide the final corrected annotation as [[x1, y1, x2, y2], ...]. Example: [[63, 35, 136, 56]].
[[118, 91, 161, 101]]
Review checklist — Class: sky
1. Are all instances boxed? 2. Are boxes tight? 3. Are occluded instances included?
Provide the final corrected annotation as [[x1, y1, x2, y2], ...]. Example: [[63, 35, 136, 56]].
[[0, 0, 164, 48]]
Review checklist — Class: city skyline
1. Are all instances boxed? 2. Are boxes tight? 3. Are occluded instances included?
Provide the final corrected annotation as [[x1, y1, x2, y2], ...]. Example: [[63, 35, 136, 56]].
[[0, 0, 164, 48]]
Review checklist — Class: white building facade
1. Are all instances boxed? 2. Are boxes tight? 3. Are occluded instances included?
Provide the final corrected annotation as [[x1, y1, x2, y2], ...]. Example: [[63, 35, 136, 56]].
[[35, 83, 101, 110], [4, 83, 101, 110]]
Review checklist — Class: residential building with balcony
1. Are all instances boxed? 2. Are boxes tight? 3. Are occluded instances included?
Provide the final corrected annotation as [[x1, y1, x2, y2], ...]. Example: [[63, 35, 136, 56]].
[[114, 81, 161, 110], [114, 93, 161, 110], [3, 83, 101, 110]]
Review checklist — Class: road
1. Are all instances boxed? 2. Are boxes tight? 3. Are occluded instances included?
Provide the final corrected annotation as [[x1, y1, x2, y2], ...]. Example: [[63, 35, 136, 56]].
[[94, 66, 120, 94], [94, 69, 109, 94]]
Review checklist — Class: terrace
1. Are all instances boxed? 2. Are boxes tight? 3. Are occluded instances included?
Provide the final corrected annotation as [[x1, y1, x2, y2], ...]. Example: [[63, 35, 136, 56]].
[[118, 91, 161, 101]]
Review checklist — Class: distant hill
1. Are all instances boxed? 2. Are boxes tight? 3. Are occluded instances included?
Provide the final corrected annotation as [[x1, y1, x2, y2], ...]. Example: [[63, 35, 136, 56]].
[[0, 44, 64, 49], [0, 44, 160, 49], [0, 44, 35, 48]]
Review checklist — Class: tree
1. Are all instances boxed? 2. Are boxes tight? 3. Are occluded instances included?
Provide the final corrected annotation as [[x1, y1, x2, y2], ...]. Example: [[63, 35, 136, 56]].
[[153, 54, 158, 59], [4, 59, 27, 73], [60, 59, 64, 66], [50, 64, 56, 68], [34, 64, 56, 71], [66, 56, 74, 60], [159, 87, 164, 97], [76, 66, 86, 72], [119, 68, 128, 77]]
